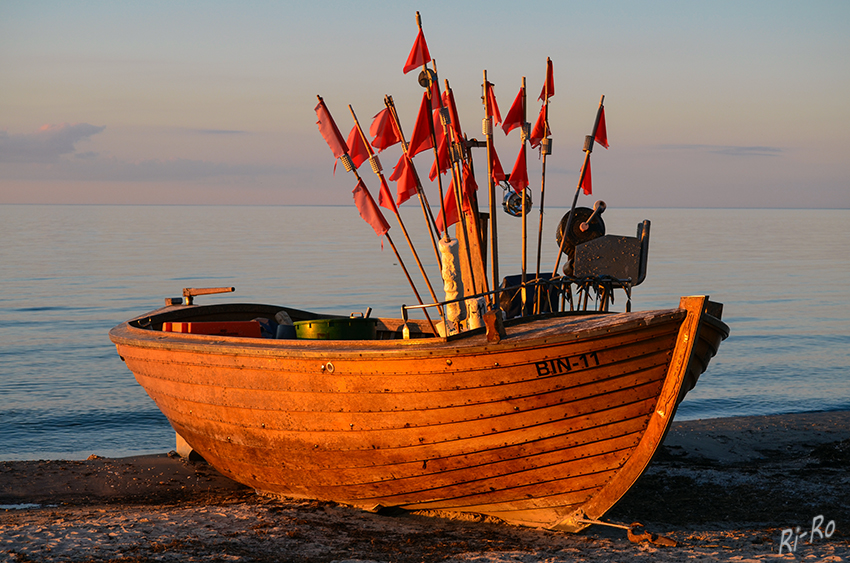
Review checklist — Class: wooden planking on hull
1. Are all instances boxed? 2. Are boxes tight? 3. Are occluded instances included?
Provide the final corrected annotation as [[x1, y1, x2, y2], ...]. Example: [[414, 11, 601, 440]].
[[131, 349, 673, 438]]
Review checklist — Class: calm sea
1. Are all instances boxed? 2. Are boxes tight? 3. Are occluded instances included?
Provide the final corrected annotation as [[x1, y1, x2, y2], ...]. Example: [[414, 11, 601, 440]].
[[1, 205, 848, 461]]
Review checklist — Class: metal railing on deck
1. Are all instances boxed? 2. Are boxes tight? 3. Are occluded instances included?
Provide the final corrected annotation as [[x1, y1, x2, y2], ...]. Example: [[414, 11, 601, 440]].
[[400, 274, 637, 336]]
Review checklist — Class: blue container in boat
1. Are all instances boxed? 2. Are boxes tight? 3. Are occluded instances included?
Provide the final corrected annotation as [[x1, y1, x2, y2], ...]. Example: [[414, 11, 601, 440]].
[[276, 324, 297, 339]]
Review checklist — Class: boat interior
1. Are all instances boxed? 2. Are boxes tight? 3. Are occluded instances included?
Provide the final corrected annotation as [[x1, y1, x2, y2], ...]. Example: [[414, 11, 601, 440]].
[[129, 217, 658, 342]]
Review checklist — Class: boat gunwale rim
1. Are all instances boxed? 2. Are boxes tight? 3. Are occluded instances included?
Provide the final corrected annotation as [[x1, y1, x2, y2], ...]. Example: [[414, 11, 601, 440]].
[[109, 304, 688, 359]]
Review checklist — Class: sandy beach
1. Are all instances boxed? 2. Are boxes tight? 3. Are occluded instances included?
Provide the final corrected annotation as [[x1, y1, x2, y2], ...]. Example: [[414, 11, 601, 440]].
[[2, 411, 848, 562]]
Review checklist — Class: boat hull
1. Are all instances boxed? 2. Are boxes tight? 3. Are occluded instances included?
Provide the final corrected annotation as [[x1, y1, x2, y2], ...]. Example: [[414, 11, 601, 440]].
[[110, 296, 727, 530]]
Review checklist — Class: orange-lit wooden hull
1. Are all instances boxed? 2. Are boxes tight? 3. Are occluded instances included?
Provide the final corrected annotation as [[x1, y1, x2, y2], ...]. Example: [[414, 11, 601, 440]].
[[109, 295, 727, 531]]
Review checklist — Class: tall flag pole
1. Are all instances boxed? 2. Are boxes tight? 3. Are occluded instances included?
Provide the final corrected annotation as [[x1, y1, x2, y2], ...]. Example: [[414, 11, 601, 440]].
[[382, 95, 443, 270], [504, 77, 530, 314], [404, 14, 480, 300], [315, 95, 435, 333], [349, 104, 443, 324], [552, 94, 608, 278], [406, 12, 450, 244], [533, 58, 554, 314], [404, 13, 478, 331], [482, 70, 501, 305]]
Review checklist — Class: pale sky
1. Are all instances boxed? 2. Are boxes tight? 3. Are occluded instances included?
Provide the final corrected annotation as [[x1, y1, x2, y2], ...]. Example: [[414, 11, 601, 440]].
[[2, 1, 848, 208]]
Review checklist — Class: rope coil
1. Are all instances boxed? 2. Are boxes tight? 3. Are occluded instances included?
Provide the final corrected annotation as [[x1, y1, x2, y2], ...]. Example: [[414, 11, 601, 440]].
[[340, 154, 354, 172]]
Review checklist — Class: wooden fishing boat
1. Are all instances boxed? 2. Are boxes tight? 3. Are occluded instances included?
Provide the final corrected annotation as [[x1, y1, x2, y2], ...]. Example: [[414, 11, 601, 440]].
[[109, 292, 728, 531], [110, 15, 730, 531]]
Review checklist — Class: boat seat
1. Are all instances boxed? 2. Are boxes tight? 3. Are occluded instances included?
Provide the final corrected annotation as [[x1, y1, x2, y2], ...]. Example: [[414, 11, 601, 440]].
[[570, 220, 650, 311]]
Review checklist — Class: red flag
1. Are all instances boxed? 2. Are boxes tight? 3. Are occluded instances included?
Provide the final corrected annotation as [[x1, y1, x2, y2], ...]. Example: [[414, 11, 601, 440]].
[[508, 144, 529, 194], [435, 181, 459, 235], [502, 87, 524, 135], [485, 81, 502, 126], [442, 88, 463, 140], [403, 28, 431, 74], [315, 98, 347, 159], [538, 58, 554, 101], [461, 161, 478, 199], [429, 79, 442, 110], [436, 164, 477, 234], [353, 179, 390, 237], [581, 157, 592, 195], [369, 108, 401, 153], [429, 111, 450, 181], [490, 143, 506, 184], [407, 92, 433, 157], [346, 125, 369, 169], [378, 175, 398, 213], [389, 153, 418, 206], [528, 105, 549, 148], [594, 106, 609, 149]]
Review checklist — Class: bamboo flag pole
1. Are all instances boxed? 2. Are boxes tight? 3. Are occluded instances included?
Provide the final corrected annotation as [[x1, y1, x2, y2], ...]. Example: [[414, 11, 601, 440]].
[[384, 95, 442, 270], [552, 94, 605, 278], [413, 13, 449, 243], [534, 58, 553, 315], [520, 77, 529, 315], [482, 70, 500, 305], [316, 95, 436, 334], [348, 104, 444, 321]]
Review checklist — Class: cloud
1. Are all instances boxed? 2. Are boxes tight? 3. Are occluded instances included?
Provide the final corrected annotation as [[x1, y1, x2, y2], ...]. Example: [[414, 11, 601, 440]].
[[0, 123, 285, 182], [0, 123, 106, 163], [656, 144, 782, 157]]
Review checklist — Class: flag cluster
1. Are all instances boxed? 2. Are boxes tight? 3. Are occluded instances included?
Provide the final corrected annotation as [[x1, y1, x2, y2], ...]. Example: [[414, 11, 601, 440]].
[[315, 26, 610, 242]]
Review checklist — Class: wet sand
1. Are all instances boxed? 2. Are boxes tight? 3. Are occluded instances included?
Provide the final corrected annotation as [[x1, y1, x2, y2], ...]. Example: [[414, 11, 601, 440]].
[[2, 411, 849, 562]]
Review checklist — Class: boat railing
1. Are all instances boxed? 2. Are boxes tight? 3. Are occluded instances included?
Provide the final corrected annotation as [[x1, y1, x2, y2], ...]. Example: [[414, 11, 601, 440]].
[[401, 273, 638, 335]]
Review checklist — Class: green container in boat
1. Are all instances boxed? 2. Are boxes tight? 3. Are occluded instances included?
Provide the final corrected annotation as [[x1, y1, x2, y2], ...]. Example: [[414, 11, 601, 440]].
[[294, 318, 377, 340]]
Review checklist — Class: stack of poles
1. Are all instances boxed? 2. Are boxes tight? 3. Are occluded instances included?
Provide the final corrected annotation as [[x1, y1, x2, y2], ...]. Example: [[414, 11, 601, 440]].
[[412, 54, 477, 296], [439, 76, 487, 299], [327, 17, 590, 328], [410, 17, 488, 308], [348, 105, 444, 321], [316, 95, 438, 334]]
